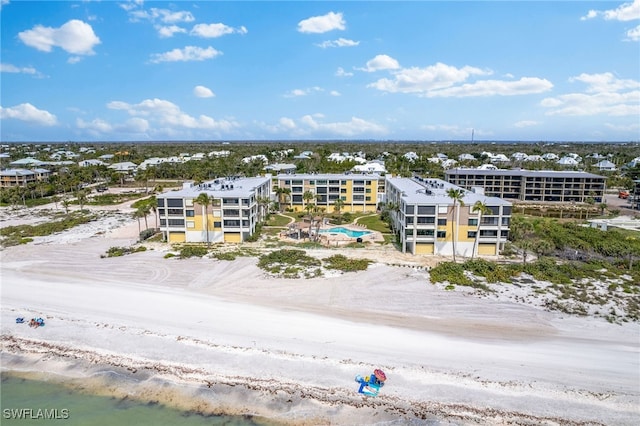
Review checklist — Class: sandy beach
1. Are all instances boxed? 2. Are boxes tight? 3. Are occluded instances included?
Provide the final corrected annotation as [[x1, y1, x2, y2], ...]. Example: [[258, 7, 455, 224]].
[[1, 205, 639, 425]]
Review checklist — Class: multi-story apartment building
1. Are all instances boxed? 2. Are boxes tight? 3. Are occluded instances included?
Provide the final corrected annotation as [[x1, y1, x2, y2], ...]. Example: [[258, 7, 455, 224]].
[[0, 168, 51, 188], [386, 176, 511, 256], [274, 173, 384, 213], [632, 179, 640, 211], [156, 176, 271, 244], [445, 169, 606, 203]]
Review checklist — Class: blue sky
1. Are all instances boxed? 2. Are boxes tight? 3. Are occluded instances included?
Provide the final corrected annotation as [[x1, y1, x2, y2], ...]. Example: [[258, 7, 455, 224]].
[[1, 0, 639, 142]]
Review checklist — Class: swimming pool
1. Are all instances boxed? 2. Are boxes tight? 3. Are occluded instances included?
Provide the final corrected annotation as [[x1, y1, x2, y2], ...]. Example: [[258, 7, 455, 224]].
[[319, 227, 372, 238]]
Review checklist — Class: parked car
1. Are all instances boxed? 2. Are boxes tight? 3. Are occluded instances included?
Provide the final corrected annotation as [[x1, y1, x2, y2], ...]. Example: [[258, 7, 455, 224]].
[[618, 190, 630, 199]]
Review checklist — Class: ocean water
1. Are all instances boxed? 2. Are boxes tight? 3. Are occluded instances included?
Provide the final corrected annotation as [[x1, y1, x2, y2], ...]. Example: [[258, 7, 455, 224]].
[[0, 374, 271, 426]]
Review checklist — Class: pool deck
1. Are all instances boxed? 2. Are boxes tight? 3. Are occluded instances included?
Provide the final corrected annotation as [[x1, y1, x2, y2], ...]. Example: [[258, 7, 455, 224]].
[[281, 222, 384, 246]]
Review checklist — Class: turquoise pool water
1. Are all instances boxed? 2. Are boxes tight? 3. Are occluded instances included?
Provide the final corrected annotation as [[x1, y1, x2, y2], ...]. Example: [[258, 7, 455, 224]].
[[319, 227, 371, 238]]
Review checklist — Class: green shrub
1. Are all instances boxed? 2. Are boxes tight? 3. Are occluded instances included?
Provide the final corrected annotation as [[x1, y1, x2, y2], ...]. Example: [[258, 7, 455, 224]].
[[258, 249, 320, 268], [104, 245, 147, 258], [164, 253, 176, 259], [214, 252, 237, 261], [179, 246, 208, 258], [323, 254, 371, 272], [430, 262, 472, 285]]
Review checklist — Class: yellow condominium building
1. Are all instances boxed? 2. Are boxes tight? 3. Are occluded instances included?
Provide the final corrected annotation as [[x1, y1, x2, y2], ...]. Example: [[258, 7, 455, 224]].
[[274, 173, 384, 213], [386, 176, 512, 256], [157, 176, 271, 244]]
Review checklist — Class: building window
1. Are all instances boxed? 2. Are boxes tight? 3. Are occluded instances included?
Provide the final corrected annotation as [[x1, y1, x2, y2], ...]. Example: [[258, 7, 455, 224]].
[[437, 218, 447, 226], [186, 210, 195, 217], [341, 188, 347, 193], [468, 218, 478, 226], [167, 198, 183, 207], [292, 195, 302, 203], [157, 199, 165, 207], [417, 206, 435, 215], [468, 231, 477, 238], [292, 180, 303, 185], [480, 230, 498, 237], [167, 208, 183, 215], [223, 209, 240, 216], [292, 186, 303, 193], [214, 221, 221, 228], [224, 220, 241, 227], [417, 216, 435, 224], [417, 229, 434, 236], [405, 205, 414, 214], [437, 231, 446, 238], [186, 221, 195, 228], [406, 217, 414, 224], [168, 219, 184, 226], [353, 195, 365, 201]]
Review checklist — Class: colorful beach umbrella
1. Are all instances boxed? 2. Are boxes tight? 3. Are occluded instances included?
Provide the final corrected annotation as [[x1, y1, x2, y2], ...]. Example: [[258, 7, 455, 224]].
[[374, 369, 386, 381]]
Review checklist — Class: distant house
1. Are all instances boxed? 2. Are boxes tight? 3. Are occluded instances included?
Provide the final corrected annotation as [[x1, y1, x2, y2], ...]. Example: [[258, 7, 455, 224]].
[[490, 153, 510, 163], [79, 159, 106, 167], [403, 152, 419, 162], [523, 155, 544, 162], [242, 155, 268, 164], [10, 157, 45, 167], [352, 161, 386, 174], [99, 154, 115, 161], [264, 163, 297, 173], [0, 168, 51, 188], [542, 153, 559, 161], [557, 156, 579, 166], [108, 162, 138, 174], [458, 153, 475, 161], [511, 152, 528, 161], [593, 160, 616, 171]]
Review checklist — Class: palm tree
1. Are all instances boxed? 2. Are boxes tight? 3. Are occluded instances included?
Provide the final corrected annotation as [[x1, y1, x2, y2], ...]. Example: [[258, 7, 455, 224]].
[[302, 190, 314, 208], [195, 193, 212, 247], [333, 198, 344, 214], [137, 204, 151, 230], [314, 206, 326, 241], [274, 187, 291, 212], [256, 196, 271, 221], [133, 209, 144, 235], [147, 196, 159, 230], [446, 188, 466, 262], [304, 202, 315, 240], [471, 200, 492, 259]]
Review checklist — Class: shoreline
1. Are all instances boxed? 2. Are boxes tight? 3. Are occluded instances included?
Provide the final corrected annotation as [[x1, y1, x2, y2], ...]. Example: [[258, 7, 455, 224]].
[[1, 207, 639, 425]]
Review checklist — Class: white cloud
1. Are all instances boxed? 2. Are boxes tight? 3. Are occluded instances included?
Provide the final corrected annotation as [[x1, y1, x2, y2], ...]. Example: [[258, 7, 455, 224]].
[[18, 19, 101, 55], [284, 87, 323, 98], [514, 120, 539, 128], [156, 25, 187, 38], [76, 118, 113, 133], [297, 11, 345, 33], [67, 56, 82, 64], [129, 8, 195, 24], [330, 90, 341, 96], [76, 117, 150, 135], [368, 62, 490, 93], [107, 98, 237, 131], [262, 114, 386, 137], [1, 63, 37, 74], [150, 46, 221, 63], [119, 0, 144, 12], [366, 61, 552, 98], [360, 54, 400, 72], [541, 72, 640, 116], [298, 115, 387, 136], [193, 85, 215, 98], [316, 38, 359, 48], [191, 23, 247, 38], [279, 117, 296, 129], [423, 77, 553, 98], [581, 0, 640, 21], [0, 103, 57, 126], [335, 67, 353, 77], [625, 24, 640, 41]]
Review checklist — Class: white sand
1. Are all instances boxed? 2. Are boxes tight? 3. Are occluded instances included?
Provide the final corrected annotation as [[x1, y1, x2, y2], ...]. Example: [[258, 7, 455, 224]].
[[1, 207, 639, 425]]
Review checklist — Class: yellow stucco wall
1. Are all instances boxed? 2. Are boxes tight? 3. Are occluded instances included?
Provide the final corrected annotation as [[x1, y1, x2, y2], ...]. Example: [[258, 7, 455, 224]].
[[415, 242, 434, 254], [168, 232, 186, 243], [478, 243, 497, 255], [224, 232, 242, 243]]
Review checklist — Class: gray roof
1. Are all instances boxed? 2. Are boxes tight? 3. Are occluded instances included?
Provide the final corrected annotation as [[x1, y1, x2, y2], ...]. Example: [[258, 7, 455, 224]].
[[160, 176, 271, 199], [1, 168, 35, 177], [387, 177, 511, 206], [445, 168, 605, 179]]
